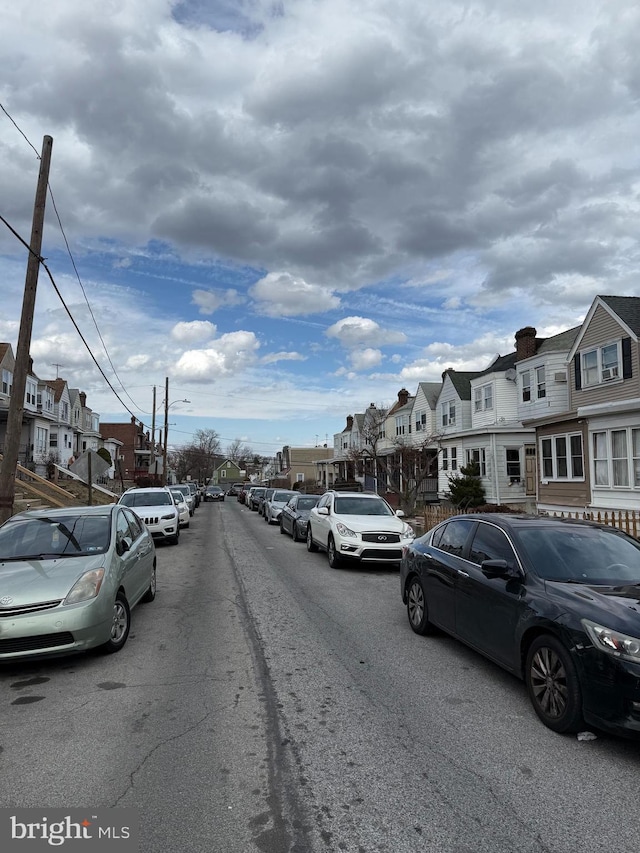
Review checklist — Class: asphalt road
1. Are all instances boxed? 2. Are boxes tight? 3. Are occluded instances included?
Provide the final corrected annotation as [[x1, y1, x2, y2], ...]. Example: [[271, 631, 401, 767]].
[[1, 499, 640, 852]]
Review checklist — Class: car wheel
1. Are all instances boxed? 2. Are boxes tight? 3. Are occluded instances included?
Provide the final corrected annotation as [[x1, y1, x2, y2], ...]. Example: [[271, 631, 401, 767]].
[[169, 530, 180, 546], [100, 592, 131, 654], [327, 535, 342, 569], [406, 576, 434, 635], [306, 526, 318, 552], [141, 562, 157, 603], [525, 635, 583, 733]]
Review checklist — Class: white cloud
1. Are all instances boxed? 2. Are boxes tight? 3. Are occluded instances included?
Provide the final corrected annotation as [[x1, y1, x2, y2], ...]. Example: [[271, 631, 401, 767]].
[[170, 320, 216, 343], [261, 351, 306, 364], [173, 331, 260, 381], [326, 316, 407, 348], [250, 272, 340, 317], [192, 289, 243, 315], [349, 347, 383, 371]]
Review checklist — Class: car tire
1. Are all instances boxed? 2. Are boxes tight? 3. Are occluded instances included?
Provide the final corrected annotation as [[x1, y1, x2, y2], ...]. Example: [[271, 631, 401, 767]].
[[100, 591, 131, 654], [292, 523, 300, 542], [169, 530, 180, 546], [141, 563, 157, 603], [306, 526, 318, 552], [406, 576, 435, 636], [327, 535, 342, 569], [525, 635, 583, 733]]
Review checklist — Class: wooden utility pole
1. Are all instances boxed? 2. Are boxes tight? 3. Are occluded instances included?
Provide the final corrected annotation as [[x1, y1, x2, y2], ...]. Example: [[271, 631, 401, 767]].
[[162, 377, 169, 486], [0, 136, 53, 524]]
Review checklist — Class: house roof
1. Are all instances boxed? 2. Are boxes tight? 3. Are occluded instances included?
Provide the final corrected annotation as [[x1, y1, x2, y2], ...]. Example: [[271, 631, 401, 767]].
[[0, 343, 10, 364], [477, 352, 517, 377], [39, 378, 67, 403], [599, 295, 640, 336], [442, 370, 481, 400], [417, 382, 441, 409], [535, 325, 581, 355]]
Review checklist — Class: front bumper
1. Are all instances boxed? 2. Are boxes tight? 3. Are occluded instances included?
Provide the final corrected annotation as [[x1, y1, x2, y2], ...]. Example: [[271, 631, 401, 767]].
[[577, 646, 640, 737]]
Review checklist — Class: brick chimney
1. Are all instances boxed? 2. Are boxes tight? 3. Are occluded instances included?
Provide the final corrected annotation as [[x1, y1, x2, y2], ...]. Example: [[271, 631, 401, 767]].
[[79, 391, 87, 407], [397, 388, 409, 407], [515, 327, 538, 361], [346, 415, 354, 431]]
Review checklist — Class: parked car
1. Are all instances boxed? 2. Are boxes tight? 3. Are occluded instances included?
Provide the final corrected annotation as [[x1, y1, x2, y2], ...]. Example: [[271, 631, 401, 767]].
[[172, 483, 195, 515], [238, 484, 252, 504], [227, 482, 244, 497], [186, 482, 200, 508], [264, 490, 297, 524], [307, 491, 414, 568], [401, 512, 640, 737], [249, 487, 267, 511], [118, 487, 180, 545], [259, 489, 276, 516], [0, 504, 156, 660], [168, 488, 191, 528], [280, 494, 321, 540], [204, 485, 225, 502]]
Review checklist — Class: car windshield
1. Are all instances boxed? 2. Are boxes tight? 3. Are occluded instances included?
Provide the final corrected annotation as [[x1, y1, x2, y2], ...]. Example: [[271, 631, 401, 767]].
[[274, 492, 295, 502], [170, 491, 185, 503], [0, 514, 111, 560], [121, 492, 172, 507], [516, 525, 640, 584], [296, 496, 320, 510], [334, 497, 394, 516]]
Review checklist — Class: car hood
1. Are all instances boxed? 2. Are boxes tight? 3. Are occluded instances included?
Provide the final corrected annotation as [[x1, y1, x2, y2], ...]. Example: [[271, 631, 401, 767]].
[[0, 554, 106, 606], [333, 514, 407, 533], [549, 580, 640, 628]]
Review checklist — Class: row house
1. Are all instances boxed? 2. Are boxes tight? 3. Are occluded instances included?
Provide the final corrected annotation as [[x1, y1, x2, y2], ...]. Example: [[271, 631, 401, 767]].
[[275, 445, 335, 489], [524, 295, 640, 515]]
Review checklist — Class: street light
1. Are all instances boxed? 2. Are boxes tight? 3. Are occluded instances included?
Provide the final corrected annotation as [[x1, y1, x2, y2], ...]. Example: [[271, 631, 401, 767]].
[[162, 398, 190, 485]]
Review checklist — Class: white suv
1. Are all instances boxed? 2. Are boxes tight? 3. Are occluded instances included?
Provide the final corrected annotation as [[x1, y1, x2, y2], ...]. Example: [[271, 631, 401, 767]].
[[307, 491, 414, 568], [118, 487, 180, 545]]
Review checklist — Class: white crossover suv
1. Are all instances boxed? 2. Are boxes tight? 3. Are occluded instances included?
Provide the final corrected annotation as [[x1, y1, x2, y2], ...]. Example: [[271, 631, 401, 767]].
[[118, 487, 180, 545], [306, 491, 414, 568]]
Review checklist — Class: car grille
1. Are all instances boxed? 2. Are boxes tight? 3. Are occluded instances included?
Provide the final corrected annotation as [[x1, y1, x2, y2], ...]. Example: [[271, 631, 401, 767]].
[[0, 600, 63, 617], [143, 516, 160, 525], [361, 532, 401, 543], [360, 548, 403, 561], [0, 632, 74, 653]]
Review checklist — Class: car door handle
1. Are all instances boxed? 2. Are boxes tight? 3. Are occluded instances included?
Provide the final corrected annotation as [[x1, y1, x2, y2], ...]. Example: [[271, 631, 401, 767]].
[[457, 569, 470, 578]]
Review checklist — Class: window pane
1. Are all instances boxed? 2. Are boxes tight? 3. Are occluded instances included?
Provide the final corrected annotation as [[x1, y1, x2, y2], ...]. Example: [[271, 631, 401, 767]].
[[601, 344, 619, 373], [612, 430, 629, 486], [541, 438, 553, 478], [438, 520, 475, 557], [555, 436, 567, 477], [570, 434, 583, 478], [582, 350, 598, 385], [469, 524, 517, 566]]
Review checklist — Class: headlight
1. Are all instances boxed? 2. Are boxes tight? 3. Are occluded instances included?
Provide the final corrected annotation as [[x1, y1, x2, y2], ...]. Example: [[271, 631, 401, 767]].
[[582, 619, 640, 663], [64, 569, 105, 605], [161, 513, 176, 520], [401, 525, 416, 540], [335, 522, 357, 538]]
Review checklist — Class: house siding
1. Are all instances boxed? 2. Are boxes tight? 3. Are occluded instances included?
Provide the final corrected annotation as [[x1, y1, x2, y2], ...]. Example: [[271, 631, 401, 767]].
[[570, 305, 640, 408], [536, 420, 589, 510], [517, 352, 571, 421]]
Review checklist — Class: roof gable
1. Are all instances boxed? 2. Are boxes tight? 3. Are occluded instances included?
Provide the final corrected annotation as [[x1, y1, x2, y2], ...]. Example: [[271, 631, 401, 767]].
[[568, 295, 640, 361]]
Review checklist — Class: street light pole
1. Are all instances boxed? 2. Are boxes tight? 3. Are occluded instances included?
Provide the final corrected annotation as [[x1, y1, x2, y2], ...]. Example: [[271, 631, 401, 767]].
[[161, 379, 190, 486]]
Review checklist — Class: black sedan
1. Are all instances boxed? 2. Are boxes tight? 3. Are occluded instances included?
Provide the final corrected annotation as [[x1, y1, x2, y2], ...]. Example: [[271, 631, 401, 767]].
[[400, 513, 640, 738], [280, 494, 321, 541], [204, 486, 225, 502]]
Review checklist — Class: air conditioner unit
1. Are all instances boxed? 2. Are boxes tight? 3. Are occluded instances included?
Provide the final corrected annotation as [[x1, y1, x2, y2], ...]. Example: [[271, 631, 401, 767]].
[[602, 367, 619, 381], [553, 372, 567, 383]]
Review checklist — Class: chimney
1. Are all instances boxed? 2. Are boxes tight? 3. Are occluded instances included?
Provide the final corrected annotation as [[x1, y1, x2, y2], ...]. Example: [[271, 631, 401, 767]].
[[79, 391, 87, 407], [346, 415, 354, 431], [397, 388, 409, 407], [515, 327, 537, 362]]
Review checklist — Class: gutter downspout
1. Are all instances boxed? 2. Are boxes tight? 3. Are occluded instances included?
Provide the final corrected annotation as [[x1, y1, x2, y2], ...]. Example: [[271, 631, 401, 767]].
[[491, 432, 500, 505]]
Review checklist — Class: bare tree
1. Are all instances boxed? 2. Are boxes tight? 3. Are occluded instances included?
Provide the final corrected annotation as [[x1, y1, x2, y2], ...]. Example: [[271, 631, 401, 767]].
[[169, 428, 221, 483], [375, 435, 442, 516], [227, 438, 254, 463]]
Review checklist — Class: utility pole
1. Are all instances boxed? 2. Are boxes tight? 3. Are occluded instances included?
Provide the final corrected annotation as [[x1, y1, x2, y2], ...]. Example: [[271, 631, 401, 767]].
[[162, 377, 169, 486], [0, 136, 53, 524], [151, 385, 157, 483]]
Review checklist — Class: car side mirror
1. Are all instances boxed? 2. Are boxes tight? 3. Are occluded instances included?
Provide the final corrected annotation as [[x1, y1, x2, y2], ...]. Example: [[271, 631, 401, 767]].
[[395, 509, 405, 517], [117, 538, 131, 556], [317, 507, 329, 516], [481, 559, 521, 580]]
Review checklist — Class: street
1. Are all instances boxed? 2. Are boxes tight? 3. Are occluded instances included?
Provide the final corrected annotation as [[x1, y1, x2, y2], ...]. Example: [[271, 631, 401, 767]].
[[1, 499, 639, 852]]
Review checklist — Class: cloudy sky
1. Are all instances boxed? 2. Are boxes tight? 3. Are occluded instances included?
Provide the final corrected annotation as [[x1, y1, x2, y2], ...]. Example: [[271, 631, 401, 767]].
[[1, 0, 639, 455]]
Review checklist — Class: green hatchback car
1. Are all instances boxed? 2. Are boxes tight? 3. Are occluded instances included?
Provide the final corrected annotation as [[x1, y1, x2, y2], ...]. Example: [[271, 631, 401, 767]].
[[0, 504, 156, 660]]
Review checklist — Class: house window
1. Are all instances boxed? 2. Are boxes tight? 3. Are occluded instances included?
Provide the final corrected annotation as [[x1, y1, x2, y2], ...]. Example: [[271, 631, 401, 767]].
[[506, 449, 521, 482], [474, 384, 493, 413], [442, 448, 449, 471], [466, 448, 487, 476], [395, 416, 406, 436], [536, 366, 546, 399], [415, 411, 427, 432], [451, 447, 457, 471], [297, 473, 304, 482], [25, 380, 37, 405], [49, 433, 58, 448], [2, 369, 12, 396], [581, 342, 621, 386], [540, 433, 584, 480], [521, 370, 531, 402], [221, 469, 227, 478], [592, 429, 640, 488], [35, 427, 48, 455], [441, 401, 456, 427]]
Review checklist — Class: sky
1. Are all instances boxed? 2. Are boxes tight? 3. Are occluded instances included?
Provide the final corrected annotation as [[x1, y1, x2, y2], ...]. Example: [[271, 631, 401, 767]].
[[1, 0, 640, 456]]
